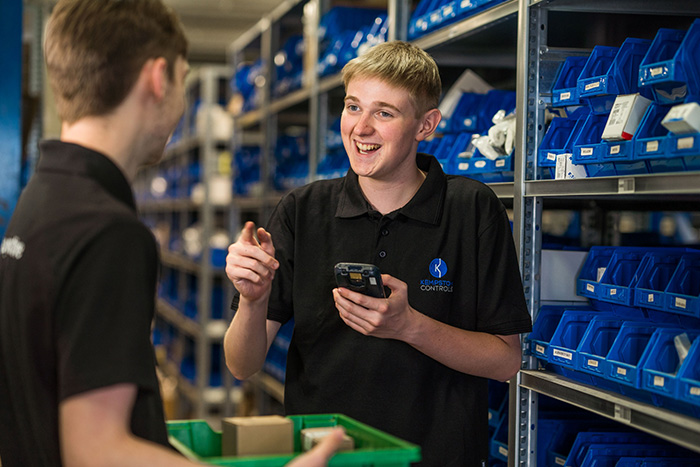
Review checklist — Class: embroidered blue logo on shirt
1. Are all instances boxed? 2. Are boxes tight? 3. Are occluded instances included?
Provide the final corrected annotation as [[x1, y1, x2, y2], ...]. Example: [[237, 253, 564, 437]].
[[429, 258, 447, 278]]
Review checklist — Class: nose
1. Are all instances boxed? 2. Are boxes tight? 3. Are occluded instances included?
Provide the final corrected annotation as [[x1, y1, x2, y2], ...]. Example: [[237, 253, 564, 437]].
[[353, 112, 374, 136]]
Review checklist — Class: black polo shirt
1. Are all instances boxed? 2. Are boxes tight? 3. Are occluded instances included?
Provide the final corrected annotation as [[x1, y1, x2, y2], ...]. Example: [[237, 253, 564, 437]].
[[235, 153, 531, 466], [0, 141, 169, 466]]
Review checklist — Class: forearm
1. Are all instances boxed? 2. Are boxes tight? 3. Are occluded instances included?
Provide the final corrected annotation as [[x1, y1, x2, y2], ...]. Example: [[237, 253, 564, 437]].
[[223, 297, 271, 380], [404, 312, 522, 381]]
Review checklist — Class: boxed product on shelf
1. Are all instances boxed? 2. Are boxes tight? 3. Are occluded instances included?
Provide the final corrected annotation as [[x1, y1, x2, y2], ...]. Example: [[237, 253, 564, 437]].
[[639, 19, 700, 105], [662, 101, 700, 134], [538, 108, 589, 169], [633, 102, 680, 172], [602, 93, 652, 142], [167, 414, 421, 466]]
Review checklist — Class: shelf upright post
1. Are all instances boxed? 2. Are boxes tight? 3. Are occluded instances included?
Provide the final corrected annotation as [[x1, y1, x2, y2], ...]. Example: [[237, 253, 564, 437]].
[[388, 0, 410, 42], [305, 0, 323, 181], [511, 0, 548, 465]]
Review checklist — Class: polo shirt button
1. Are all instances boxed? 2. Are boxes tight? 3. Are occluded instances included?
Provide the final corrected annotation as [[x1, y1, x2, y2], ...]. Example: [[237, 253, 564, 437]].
[[381, 229, 389, 236], [379, 250, 387, 258]]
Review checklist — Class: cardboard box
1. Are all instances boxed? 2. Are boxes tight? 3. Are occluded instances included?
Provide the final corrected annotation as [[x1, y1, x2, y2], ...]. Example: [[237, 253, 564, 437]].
[[300, 427, 355, 452], [601, 93, 652, 141], [221, 415, 293, 457], [661, 101, 700, 134]]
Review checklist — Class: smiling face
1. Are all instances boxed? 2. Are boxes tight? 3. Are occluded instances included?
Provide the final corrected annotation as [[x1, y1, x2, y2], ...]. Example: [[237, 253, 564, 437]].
[[341, 76, 438, 184]]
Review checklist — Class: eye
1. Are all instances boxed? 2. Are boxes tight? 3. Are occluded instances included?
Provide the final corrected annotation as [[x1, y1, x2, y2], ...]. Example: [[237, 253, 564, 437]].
[[378, 110, 393, 118], [346, 103, 360, 112]]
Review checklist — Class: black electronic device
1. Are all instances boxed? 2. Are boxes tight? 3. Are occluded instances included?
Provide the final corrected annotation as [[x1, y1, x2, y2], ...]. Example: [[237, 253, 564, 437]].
[[334, 262, 386, 298]]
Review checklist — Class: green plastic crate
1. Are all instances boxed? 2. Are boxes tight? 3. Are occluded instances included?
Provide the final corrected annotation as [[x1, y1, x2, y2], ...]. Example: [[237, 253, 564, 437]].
[[167, 413, 421, 466]]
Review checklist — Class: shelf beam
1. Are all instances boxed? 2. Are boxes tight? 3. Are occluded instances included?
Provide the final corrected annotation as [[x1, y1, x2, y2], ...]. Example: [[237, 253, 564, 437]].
[[521, 370, 700, 454]]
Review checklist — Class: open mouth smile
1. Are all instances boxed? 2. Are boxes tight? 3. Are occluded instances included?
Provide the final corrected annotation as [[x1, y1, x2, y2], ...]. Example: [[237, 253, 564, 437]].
[[356, 142, 381, 154]]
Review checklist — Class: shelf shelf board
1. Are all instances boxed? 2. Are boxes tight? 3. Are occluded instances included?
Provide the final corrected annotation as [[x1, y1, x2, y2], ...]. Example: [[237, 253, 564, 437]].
[[530, 0, 700, 15], [160, 359, 241, 407], [270, 86, 311, 114], [488, 182, 515, 199], [159, 249, 226, 276], [164, 136, 230, 159], [520, 370, 700, 454], [234, 109, 264, 128], [524, 172, 700, 198], [319, 74, 344, 94], [412, 0, 518, 52], [157, 299, 228, 340]]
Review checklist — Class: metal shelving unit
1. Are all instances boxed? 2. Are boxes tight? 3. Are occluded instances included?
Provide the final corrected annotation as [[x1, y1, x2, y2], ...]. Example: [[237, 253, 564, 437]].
[[136, 66, 242, 419], [512, 0, 700, 464]]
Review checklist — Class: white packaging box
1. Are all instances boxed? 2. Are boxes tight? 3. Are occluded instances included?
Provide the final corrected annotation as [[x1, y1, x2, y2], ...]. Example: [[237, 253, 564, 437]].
[[601, 93, 652, 141], [541, 249, 589, 302], [661, 101, 700, 134], [555, 153, 588, 179]]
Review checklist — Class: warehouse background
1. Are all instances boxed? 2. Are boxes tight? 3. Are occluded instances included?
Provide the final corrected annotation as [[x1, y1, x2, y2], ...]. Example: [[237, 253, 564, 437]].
[[2, 1, 700, 466]]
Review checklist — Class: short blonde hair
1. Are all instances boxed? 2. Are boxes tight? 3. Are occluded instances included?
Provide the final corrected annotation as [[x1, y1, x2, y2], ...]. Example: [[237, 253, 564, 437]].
[[341, 41, 441, 117]]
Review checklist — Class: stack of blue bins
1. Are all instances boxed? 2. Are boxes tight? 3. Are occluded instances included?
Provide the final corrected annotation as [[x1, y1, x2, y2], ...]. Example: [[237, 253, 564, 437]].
[[540, 19, 700, 178], [316, 117, 350, 180], [426, 89, 516, 182], [273, 35, 305, 98], [529, 245, 700, 417], [408, 0, 508, 40], [317, 7, 388, 78]]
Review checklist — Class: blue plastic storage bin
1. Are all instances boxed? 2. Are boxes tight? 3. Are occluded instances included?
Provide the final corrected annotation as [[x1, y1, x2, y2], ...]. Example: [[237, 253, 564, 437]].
[[565, 431, 659, 467], [578, 39, 652, 114], [440, 92, 485, 134], [605, 322, 659, 389], [615, 458, 700, 467], [577, 246, 617, 299], [548, 309, 604, 369], [489, 413, 509, 461], [633, 250, 693, 311], [488, 380, 508, 429], [678, 336, 700, 408], [580, 444, 694, 467], [528, 305, 591, 362], [577, 315, 638, 379], [665, 252, 700, 318], [551, 55, 589, 107], [572, 113, 610, 165], [632, 103, 685, 173], [477, 90, 516, 133], [596, 247, 650, 306], [538, 115, 582, 168], [640, 328, 699, 399], [639, 20, 700, 104]]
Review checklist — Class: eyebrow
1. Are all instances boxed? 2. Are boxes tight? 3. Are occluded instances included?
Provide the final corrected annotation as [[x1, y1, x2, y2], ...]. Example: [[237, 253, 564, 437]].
[[344, 95, 403, 114]]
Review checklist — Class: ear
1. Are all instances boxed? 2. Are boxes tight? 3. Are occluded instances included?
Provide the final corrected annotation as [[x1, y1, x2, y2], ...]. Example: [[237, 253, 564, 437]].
[[416, 108, 442, 142], [142, 57, 169, 101]]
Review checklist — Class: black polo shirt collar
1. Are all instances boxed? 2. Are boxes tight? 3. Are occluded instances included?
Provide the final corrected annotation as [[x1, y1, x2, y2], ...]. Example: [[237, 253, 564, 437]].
[[38, 140, 136, 212], [335, 153, 446, 225]]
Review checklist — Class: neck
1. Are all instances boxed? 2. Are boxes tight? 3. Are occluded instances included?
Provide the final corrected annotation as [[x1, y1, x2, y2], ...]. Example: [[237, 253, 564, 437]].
[[359, 167, 426, 215]]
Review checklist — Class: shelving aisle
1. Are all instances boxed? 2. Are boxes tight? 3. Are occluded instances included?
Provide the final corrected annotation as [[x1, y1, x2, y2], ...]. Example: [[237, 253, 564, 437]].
[[513, 0, 700, 464]]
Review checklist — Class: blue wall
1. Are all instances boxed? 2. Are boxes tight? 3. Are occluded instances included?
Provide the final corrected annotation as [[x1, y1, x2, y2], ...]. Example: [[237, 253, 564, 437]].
[[0, 0, 23, 239]]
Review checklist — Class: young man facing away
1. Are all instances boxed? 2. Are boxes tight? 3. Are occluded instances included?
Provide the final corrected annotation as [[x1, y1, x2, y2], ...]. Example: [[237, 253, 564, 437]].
[[0, 1, 342, 466], [224, 41, 532, 466]]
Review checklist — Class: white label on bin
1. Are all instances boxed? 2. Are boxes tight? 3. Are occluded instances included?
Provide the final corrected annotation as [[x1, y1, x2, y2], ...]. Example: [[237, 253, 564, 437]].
[[499, 446, 508, 457], [536, 344, 545, 355], [651, 66, 664, 77], [587, 283, 595, 293], [610, 145, 621, 155], [691, 387, 700, 396], [553, 349, 573, 360], [646, 140, 659, 152], [648, 293, 655, 303], [475, 160, 486, 168], [555, 456, 566, 466], [588, 359, 599, 368], [617, 367, 627, 376], [430, 12, 440, 21], [678, 136, 694, 150], [610, 288, 617, 296], [581, 147, 594, 156], [459, 162, 469, 170], [675, 297, 687, 309], [654, 375, 665, 387], [547, 152, 557, 161], [560, 92, 571, 101], [444, 5, 454, 15], [496, 159, 506, 168], [463, 118, 473, 127], [585, 82, 600, 91]]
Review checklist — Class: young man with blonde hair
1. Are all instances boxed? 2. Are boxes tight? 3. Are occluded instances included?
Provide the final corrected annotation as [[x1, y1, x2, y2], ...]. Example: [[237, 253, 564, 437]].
[[225, 40, 531, 466], [0, 1, 341, 465]]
